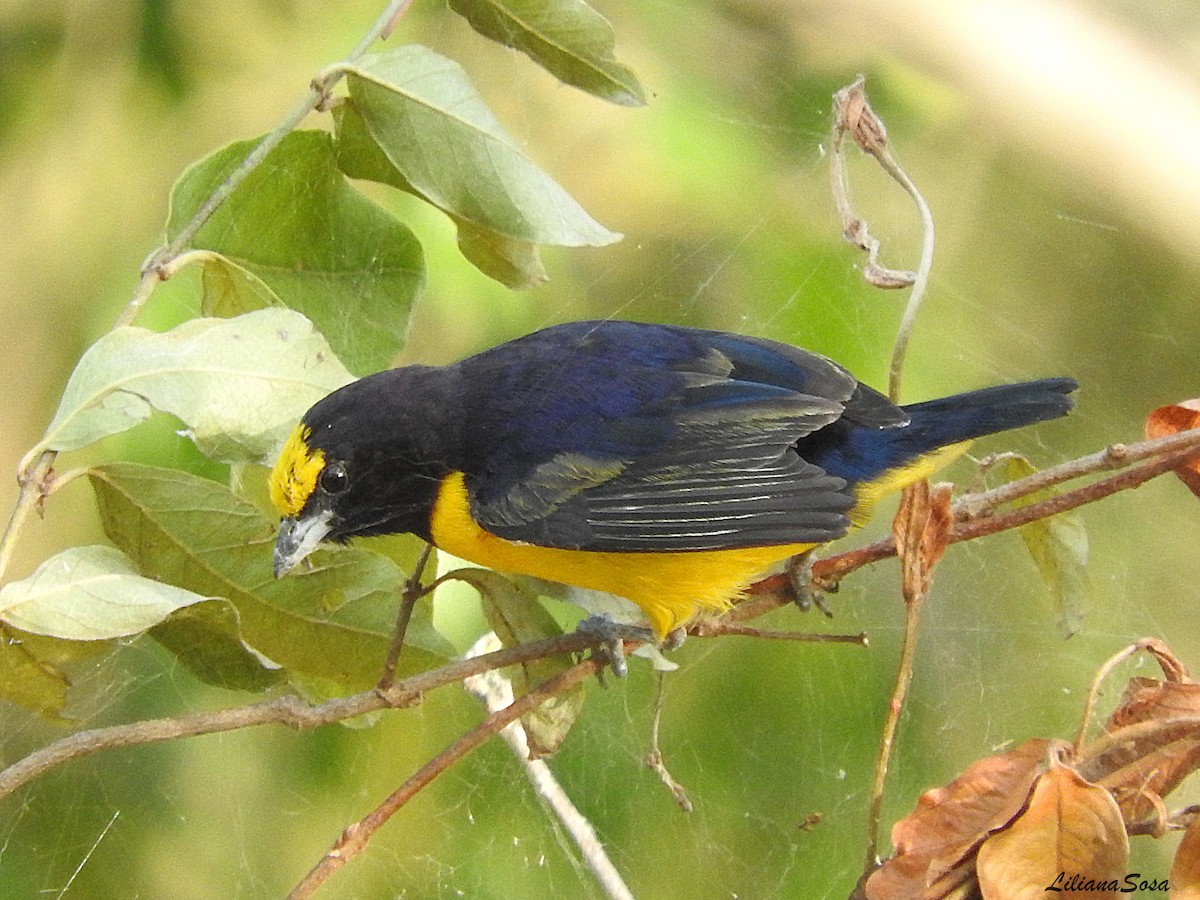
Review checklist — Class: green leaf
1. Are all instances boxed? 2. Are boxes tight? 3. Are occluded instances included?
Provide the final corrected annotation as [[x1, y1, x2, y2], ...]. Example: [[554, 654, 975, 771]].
[[34, 308, 352, 466], [343, 45, 621, 248], [449, 0, 646, 106], [0, 545, 209, 640], [0, 631, 73, 717], [192, 251, 286, 317], [453, 567, 583, 757], [335, 101, 549, 288], [455, 220, 549, 289], [150, 600, 285, 693], [168, 130, 424, 375], [997, 456, 1091, 637], [89, 463, 452, 691]]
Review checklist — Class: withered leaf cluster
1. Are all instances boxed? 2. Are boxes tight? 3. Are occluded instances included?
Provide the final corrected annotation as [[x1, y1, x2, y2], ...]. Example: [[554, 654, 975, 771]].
[[860, 640, 1200, 899]]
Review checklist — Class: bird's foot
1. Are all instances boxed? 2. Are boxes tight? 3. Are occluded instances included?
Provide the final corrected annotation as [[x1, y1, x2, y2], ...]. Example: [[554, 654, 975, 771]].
[[575, 614, 659, 678], [786, 552, 838, 618]]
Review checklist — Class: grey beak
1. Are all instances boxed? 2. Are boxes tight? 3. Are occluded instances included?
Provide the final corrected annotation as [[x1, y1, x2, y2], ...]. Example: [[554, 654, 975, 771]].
[[273, 511, 333, 577]]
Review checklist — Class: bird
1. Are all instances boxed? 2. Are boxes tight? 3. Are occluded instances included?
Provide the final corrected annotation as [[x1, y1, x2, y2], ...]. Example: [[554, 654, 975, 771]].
[[269, 320, 1076, 640]]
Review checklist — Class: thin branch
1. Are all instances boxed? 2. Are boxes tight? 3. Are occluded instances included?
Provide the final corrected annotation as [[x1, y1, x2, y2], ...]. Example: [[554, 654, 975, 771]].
[[691, 620, 867, 645], [831, 76, 940, 864], [0, 628, 606, 802], [864, 579, 922, 868], [0, 694, 356, 801], [740, 433, 1200, 618], [865, 481, 952, 865], [830, 79, 917, 293], [377, 542, 435, 690], [1074, 637, 1184, 754], [1074, 640, 1154, 754], [463, 634, 634, 900], [952, 445, 1195, 541], [644, 671, 693, 812], [830, 76, 935, 401], [1075, 714, 1200, 772], [958, 428, 1200, 518], [0, 452, 53, 586], [287, 656, 602, 900]]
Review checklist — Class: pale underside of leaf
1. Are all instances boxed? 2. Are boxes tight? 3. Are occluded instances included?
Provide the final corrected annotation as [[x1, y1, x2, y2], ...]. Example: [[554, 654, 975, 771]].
[[0, 545, 210, 640], [35, 309, 353, 467]]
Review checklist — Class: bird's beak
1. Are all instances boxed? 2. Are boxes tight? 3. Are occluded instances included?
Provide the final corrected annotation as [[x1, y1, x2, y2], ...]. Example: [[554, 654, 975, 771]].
[[273, 511, 334, 578]]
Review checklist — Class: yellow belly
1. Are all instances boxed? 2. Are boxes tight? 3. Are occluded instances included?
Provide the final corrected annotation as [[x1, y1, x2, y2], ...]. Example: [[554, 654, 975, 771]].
[[428, 471, 815, 638], [428, 442, 967, 639]]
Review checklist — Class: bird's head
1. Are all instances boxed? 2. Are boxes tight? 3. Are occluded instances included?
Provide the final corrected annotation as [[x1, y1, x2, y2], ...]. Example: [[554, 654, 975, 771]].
[[268, 366, 461, 577]]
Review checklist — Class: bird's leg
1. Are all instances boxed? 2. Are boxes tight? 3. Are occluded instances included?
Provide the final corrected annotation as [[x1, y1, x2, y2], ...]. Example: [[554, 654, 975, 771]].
[[786, 550, 837, 618], [574, 613, 659, 678]]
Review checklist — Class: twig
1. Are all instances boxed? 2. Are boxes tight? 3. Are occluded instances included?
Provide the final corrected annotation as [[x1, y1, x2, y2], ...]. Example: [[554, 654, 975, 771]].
[[463, 634, 634, 900], [1074, 637, 1183, 754], [864, 586, 921, 868], [287, 656, 602, 900], [644, 671, 692, 812], [1075, 715, 1200, 772], [691, 620, 867, 645], [830, 79, 917, 293], [952, 446, 1196, 541], [832, 76, 941, 865], [740, 433, 1200, 619], [0, 451, 53, 586], [1126, 806, 1200, 838], [830, 77, 935, 401], [866, 481, 952, 865], [0, 628, 608, 802], [957, 429, 1200, 519], [377, 542, 435, 690]]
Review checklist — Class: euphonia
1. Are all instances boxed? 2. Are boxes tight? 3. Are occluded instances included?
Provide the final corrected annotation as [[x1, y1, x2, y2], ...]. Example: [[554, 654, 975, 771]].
[[270, 320, 1075, 638]]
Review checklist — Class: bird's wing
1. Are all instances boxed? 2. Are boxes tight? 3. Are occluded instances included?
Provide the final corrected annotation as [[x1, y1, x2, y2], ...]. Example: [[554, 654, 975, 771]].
[[464, 324, 888, 551]]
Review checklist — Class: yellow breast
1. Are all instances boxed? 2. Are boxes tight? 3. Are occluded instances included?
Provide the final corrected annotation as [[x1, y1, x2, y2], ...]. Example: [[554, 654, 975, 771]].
[[428, 471, 816, 638]]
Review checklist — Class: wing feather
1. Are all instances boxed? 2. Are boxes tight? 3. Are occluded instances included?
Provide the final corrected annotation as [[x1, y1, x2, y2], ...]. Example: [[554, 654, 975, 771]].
[[461, 323, 883, 551]]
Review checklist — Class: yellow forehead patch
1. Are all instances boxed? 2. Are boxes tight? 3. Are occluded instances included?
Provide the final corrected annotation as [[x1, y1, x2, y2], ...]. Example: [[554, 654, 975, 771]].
[[269, 425, 326, 517]]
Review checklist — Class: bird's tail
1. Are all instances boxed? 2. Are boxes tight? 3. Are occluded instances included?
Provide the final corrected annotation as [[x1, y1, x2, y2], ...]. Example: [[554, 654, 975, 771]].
[[803, 377, 1077, 525], [894, 377, 1078, 455]]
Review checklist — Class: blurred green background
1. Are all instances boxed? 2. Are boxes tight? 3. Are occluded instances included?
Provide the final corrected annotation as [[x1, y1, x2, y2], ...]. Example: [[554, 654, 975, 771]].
[[2, 0, 1199, 896]]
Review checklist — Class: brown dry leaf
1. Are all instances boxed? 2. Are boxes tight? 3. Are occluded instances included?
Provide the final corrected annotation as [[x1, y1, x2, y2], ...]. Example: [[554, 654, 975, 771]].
[[1096, 736, 1200, 824], [1145, 400, 1200, 498], [834, 77, 889, 157], [864, 739, 1061, 899], [892, 480, 953, 602], [1109, 677, 1200, 731], [1087, 676, 1200, 823], [976, 764, 1128, 900], [1170, 813, 1200, 899], [1078, 644, 1200, 822]]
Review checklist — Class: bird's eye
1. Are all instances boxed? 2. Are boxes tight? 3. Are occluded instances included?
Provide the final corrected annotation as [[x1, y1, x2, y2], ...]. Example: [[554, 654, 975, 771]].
[[319, 462, 349, 495]]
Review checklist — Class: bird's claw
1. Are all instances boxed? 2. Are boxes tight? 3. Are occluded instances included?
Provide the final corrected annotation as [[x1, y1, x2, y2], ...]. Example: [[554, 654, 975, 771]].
[[575, 614, 658, 678], [786, 552, 837, 618]]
